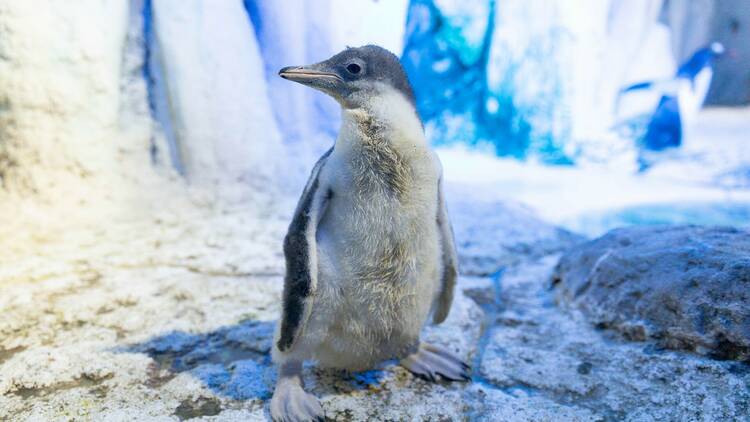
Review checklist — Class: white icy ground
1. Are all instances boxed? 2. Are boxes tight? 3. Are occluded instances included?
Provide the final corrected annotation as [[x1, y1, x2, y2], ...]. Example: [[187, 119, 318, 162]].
[[439, 107, 750, 237], [3, 195, 749, 421]]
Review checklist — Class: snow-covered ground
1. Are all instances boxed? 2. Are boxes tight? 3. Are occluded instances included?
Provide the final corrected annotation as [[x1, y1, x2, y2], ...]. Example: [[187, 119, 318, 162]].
[[439, 107, 750, 237]]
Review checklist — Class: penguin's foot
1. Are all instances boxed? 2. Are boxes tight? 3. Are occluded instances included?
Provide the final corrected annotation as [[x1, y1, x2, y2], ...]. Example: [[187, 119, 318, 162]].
[[271, 361, 324, 422], [400, 342, 471, 382], [270, 381, 323, 422]]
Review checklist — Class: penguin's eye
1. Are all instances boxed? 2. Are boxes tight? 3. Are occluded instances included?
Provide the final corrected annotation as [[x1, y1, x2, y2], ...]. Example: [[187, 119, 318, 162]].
[[346, 63, 362, 74]]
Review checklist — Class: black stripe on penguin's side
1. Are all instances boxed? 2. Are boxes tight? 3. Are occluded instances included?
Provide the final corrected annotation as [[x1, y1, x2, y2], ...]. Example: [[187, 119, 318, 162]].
[[277, 148, 332, 352]]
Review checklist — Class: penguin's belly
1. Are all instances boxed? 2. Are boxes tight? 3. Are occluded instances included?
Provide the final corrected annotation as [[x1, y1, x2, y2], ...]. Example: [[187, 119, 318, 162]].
[[310, 192, 441, 370]]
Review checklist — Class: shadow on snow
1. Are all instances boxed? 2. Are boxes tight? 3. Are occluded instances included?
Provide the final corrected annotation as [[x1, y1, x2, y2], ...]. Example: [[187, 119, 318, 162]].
[[116, 319, 389, 404]]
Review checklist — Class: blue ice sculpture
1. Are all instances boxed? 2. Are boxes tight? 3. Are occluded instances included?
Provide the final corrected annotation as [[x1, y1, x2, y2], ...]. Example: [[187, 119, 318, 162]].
[[401, 0, 571, 163]]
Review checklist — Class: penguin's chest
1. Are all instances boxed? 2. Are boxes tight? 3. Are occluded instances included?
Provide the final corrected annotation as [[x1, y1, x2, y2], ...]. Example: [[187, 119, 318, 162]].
[[315, 232, 438, 369], [313, 142, 441, 366], [333, 140, 440, 286]]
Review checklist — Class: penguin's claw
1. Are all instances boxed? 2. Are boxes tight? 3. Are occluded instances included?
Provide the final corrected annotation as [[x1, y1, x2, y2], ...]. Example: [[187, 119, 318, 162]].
[[400, 342, 471, 382], [270, 382, 324, 422]]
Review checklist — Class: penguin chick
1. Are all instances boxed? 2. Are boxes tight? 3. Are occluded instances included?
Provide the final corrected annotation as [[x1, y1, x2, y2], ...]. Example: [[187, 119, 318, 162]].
[[271, 45, 466, 422]]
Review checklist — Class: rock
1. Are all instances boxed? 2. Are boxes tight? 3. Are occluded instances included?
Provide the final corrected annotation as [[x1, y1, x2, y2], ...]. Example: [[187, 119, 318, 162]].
[[450, 198, 584, 276], [552, 225, 750, 361], [480, 255, 750, 422]]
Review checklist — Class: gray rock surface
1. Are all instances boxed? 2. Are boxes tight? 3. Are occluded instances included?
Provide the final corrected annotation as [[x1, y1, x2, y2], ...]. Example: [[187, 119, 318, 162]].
[[553, 225, 750, 361], [449, 196, 584, 276], [485, 256, 750, 421]]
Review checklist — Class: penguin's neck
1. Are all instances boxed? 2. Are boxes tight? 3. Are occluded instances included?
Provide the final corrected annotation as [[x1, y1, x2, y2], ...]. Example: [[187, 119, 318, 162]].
[[334, 87, 429, 197], [338, 86, 426, 154]]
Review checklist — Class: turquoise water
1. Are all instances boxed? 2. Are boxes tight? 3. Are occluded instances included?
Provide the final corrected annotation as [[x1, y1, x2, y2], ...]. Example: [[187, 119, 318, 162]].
[[565, 202, 750, 238]]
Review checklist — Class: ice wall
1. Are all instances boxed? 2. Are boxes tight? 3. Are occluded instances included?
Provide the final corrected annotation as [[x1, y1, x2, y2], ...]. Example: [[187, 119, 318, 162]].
[[403, 0, 675, 165], [485, 0, 583, 163], [401, 0, 494, 157], [0, 0, 131, 194], [4, 0, 729, 202], [0, 0, 410, 204], [149, 0, 284, 193]]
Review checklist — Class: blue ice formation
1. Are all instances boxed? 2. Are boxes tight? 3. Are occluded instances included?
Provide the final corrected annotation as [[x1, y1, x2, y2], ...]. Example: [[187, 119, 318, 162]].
[[138, 0, 683, 172], [141, 0, 183, 174], [402, 0, 570, 163], [401, 1, 492, 149], [402, 0, 604, 164], [403, 0, 687, 166], [621, 43, 725, 152]]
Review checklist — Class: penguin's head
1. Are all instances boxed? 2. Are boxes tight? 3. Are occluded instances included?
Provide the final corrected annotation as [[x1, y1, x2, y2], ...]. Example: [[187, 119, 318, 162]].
[[709, 42, 726, 56], [677, 42, 727, 80], [279, 45, 416, 109]]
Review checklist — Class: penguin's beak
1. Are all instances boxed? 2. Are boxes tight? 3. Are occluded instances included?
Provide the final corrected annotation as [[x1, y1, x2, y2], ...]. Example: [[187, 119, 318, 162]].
[[278, 65, 343, 86], [279, 60, 348, 101]]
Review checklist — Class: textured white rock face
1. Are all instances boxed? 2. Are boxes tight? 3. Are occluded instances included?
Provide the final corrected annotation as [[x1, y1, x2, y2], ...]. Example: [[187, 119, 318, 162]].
[[151, 0, 284, 192], [448, 194, 584, 276], [0, 0, 130, 194]]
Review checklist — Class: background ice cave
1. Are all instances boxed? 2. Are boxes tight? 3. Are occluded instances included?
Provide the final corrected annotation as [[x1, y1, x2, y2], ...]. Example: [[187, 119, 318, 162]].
[[147, 0, 750, 235]]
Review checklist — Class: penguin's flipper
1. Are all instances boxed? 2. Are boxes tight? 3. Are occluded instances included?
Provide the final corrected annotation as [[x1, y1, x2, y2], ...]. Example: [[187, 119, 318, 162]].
[[621, 80, 655, 94], [621, 79, 679, 95], [276, 149, 333, 353], [615, 79, 679, 116], [432, 159, 458, 325]]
